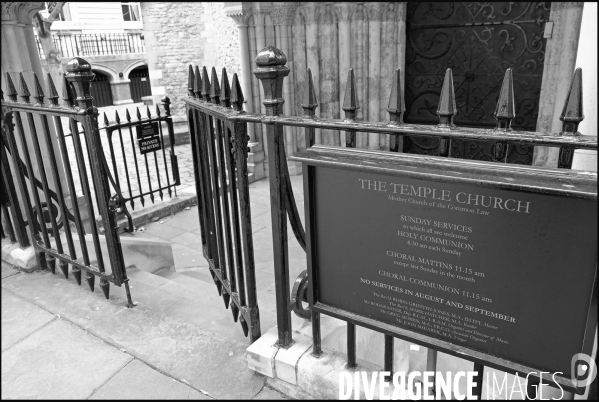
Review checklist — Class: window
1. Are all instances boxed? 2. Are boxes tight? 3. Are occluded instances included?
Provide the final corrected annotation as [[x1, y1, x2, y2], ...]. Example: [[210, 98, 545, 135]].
[[121, 2, 141, 22]]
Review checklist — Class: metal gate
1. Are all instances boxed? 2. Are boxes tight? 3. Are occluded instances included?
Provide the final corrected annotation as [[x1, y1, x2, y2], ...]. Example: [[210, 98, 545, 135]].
[[403, 2, 551, 164], [184, 66, 260, 341], [1, 59, 133, 306], [91, 70, 113, 107], [129, 66, 151, 103]]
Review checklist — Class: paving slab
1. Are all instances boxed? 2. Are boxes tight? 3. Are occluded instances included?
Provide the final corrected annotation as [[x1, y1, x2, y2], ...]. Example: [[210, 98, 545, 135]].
[[1, 289, 56, 352], [170, 231, 203, 248], [1, 270, 265, 399], [162, 209, 201, 231], [253, 385, 289, 400], [142, 222, 187, 240], [110, 276, 184, 313], [1, 319, 133, 399], [90, 359, 208, 400], [1, 261, 19, 279]]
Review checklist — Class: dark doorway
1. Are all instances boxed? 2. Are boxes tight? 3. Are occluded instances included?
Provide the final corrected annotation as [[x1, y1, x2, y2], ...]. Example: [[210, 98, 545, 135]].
[[129, 66, 151, 103], [403, 2, 551, 164], [91, 71, 113, 107]]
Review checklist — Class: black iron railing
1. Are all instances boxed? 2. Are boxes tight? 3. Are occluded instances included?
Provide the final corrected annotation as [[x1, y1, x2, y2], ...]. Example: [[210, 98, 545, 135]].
[[1, 58, 134, 306], [184, 45, 596, 399], [36, 32, 145, 59]]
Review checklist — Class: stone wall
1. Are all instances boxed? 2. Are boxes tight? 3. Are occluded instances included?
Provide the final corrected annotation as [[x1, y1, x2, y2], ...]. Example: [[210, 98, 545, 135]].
[[141, 2, 206, 118], [141, 2, 241, 119], [201, 2, 241, 76]]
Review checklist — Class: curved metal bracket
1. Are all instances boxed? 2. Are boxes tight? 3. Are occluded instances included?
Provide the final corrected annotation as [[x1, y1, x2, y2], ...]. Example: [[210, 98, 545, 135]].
[[2, 141, 76, 225], [291, 270, 310, 319], [99, 151, 134, 232], [278, 136, 306, 251]]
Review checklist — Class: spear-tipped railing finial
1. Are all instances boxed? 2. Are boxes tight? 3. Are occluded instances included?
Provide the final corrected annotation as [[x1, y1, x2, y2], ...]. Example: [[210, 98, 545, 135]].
[[188, 64, 195, 97], [46, 73, 59, 106], [5, 73, 18, 101], [301, 68, 318, 113], [33, 73, 45, 104], [19, 72, 31, 103], [210, 67, 220, 105], [560, 67, 584, 136], [202, 67, 211, 102], [437, 68, 457, 128], [494, 68, 515, 131], [300, 68, 318, 147], [220, 68, 231, 108], [342, 68, 359, 118], [230, 73, 244, 112], [387, 69, 404, 125], [558, 68, 584, 169], [193, 65, 202, 99], [341, 69, 359, 148]]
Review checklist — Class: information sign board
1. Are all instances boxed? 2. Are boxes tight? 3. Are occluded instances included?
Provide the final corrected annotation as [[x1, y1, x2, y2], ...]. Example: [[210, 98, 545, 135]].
[[293, 146, 597, 387]]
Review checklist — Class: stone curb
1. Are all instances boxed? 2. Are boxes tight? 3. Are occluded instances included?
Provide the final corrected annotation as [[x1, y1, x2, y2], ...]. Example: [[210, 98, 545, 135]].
[[92, 193, 198, 234]]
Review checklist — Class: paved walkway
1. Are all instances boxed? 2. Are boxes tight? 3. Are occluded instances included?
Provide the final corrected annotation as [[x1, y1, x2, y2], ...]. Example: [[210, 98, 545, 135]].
[[1, 263, 287, 399]]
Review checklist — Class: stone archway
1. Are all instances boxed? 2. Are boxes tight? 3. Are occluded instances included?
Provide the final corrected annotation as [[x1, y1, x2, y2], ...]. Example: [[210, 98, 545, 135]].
[[128, 65, 151, 103]]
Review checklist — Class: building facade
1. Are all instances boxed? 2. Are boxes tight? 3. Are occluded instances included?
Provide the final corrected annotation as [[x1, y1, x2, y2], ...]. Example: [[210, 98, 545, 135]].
[[140, 2, 597, 182], [36, 2, 150, 107]]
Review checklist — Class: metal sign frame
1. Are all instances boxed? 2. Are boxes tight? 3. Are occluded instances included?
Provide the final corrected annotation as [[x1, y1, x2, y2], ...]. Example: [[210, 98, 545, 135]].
[[294, 145, 598, 393]]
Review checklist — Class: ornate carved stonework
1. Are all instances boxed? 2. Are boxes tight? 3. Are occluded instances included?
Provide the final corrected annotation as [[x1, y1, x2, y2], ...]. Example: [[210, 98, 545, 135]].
[[1, 2, 45, 24], [336, 3, 352, 21], [270, 3, 299, 26], [227, 13, 250, 27]]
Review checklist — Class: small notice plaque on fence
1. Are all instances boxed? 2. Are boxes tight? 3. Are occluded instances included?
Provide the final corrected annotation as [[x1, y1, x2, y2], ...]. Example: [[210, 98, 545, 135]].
[[293, 146, 597, 386], [136, 122, 161, 154]]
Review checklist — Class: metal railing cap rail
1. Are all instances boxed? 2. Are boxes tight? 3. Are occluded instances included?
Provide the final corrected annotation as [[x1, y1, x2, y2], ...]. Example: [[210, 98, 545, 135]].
[[183, 97, 598, 150]]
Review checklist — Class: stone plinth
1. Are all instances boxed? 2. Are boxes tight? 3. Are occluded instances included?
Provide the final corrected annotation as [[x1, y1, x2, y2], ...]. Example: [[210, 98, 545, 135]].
[[110, 80, 134, 105]]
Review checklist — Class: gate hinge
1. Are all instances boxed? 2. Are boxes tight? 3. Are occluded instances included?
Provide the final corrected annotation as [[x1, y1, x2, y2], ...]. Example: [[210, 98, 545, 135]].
[[543, 21, 554, 39]]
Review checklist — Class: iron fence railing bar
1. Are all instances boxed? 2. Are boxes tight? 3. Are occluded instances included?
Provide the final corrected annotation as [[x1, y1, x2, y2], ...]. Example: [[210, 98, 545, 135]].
[[35, 75, 75, 278], [124, 109, 145, 207], [14, 78, 55, 271], [156, 108, 173, 197], [53, 114, 90, 269], [0, 140, 29, 248]]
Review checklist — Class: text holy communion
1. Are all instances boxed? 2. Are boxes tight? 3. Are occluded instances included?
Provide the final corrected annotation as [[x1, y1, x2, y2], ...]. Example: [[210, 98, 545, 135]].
[[358, 179, 531, 214]]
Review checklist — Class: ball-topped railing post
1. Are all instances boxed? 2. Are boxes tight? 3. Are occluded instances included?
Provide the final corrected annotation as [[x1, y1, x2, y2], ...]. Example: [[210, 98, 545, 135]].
[[65, 57, 95, 110], [253, 46, 293, 348]]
